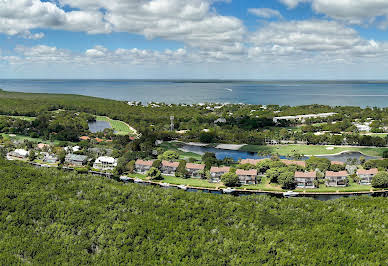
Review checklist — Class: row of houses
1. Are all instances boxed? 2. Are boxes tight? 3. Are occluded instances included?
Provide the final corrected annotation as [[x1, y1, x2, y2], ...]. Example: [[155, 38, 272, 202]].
[[295, 168, 379, 188], [6, 149, 117, 171], [135, 160, 259, 184], [65, 154, 117, 170]]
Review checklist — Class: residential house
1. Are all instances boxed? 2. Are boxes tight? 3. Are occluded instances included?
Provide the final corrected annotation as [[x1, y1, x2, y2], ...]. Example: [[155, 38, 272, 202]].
[[325, 171, 348, 187], [236, 169, 257, 185], [161, 161, 179, 175], [294, 171, 316, 188], [357, 168, 378, 185], [43, 153, 59, 164], [186, 163, 205, 178], [240, 159, 265, 165], [7, 149, 29, 160], [93, 156, 117, 170], [135, 159, 154, 174], [65, 154, 88, 166], [281, 160, 306, 168], [210, 166, 230, 182]]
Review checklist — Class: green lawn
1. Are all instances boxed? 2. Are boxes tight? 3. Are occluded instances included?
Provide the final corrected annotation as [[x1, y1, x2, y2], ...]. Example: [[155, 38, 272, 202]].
[[240, 144, 388, 157], [0, 133, 60, 144], [0, 115, 36, 121], [95, 116, 136, 136], [128, 173, 219, 188], [127, 173, 380, 193], [158, 142, 202, 161]]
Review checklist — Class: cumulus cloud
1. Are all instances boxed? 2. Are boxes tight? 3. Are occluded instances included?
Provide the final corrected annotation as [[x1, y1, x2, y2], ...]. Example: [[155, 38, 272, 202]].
[[0, 0, 110, 35], [249, 20, 388, 60], [279, 0, 388, 26], [248, 8, 283, 19], [0, 0, 245, 53]]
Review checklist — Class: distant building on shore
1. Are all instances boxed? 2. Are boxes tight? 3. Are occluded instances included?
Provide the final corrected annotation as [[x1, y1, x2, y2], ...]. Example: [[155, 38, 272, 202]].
[[273, 113, 337, 123]]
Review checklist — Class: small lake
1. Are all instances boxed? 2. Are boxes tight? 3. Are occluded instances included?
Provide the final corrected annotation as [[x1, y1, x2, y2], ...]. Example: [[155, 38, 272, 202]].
[[88, 121, 112, 133], [180, 144, 378, 162], [180, 144, 307, 161]]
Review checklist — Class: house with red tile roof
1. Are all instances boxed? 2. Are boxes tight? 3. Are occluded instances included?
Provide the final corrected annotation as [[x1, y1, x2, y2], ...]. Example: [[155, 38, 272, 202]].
[[186, 163, 205, 178], [357, 168, 378, 185], [281, 159, 306, 168], [161, 161, 180, 175], [240, 159, 265, 165], [79, 136, 90, 141], [135, 159, 154, 174], [294, 171, 316, 188], [325, 171, 348, 187], [210, 166, 230, 182], [236, 169, 258, 185]]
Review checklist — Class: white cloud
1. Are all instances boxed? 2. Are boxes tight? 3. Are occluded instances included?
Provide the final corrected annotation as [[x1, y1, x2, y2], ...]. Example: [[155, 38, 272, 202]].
[[248, 8, 283, 19], [249, 20, 388, 60], [0, 0, 245, 58], [21, 31, 45, 40], [279, 0, 388, 26], [0, 0, 110, 35]]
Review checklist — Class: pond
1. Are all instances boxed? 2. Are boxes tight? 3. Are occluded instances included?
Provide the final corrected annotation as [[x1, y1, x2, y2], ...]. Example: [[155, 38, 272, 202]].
[[180, 144, 307, 161], [88, 120, 112, 133], [180, 144, 378, 163]]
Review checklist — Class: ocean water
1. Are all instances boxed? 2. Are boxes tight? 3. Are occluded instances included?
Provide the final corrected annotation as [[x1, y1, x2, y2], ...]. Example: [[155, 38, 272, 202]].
[[0, 79, 388, 107]]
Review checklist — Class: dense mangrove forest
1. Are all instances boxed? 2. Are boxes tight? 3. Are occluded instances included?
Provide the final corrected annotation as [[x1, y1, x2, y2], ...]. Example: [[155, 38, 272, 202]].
[[0, 159, 386, 264]]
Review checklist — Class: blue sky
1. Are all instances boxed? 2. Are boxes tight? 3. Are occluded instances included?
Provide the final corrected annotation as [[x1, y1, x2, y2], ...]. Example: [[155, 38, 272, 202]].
[[1, 0, 388, 79]]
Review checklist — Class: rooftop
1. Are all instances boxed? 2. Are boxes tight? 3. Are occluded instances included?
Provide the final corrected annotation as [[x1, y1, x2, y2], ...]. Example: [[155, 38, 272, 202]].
[[162, 161, 179, 168], [295, 171, 316, 178], [325, 171, 348, 177], [236, 169, 257, 176], [210, 166, 230, 173], [357, 168, 378, 175], [186, 163, 205, 170], [135, 159, 154, 166]]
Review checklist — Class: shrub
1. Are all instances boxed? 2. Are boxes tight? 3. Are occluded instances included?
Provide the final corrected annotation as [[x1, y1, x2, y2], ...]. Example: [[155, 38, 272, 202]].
[[175, 160, 187, 178], [371, 172, 388, 188], [146, 167, 163, 180], [278, 171, 295, 189], [221, 172, 240, 187]]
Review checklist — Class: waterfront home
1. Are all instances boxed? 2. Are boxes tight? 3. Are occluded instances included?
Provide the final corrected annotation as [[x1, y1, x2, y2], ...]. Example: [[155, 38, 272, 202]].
[[240, 159, 265, 165], [6, 149, 29, 160], [210, 166, 230, 182], [43, 153, 59, 164], [356, 168, 378, 185], [65, 154, 88, 166], [135, 159, 154, 174], [93, 156, 117, 170], [325, 171, 348, 187], [294, 171, 316, 188], [186, 163, 205, 178], [236, 169, 257, 185], [282, 160, 306, 168], [161, 161, 179, 175]]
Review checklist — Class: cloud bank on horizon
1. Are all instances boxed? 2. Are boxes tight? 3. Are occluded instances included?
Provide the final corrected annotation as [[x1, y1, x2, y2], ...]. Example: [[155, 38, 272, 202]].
[[0, 0, 388, 79]]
